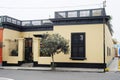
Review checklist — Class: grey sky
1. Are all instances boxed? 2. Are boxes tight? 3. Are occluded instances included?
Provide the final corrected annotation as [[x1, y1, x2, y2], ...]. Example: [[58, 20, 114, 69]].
[[0, 0, 119, 41]]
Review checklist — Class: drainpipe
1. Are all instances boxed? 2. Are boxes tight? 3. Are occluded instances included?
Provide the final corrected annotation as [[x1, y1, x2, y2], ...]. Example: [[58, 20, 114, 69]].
[[103, 0, 106, 72]]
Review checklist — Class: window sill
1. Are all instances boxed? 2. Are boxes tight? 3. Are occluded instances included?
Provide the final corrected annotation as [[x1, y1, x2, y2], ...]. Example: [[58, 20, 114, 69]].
[[70, 57, 86, 60]]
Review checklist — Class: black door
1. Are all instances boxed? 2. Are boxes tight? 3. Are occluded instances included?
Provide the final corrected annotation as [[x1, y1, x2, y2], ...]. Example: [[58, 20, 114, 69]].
[[25, 38, 33, 62]]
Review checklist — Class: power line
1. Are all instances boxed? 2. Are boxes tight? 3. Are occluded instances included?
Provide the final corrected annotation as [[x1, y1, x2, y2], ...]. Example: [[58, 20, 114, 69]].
[[0, 3, 103, 9]]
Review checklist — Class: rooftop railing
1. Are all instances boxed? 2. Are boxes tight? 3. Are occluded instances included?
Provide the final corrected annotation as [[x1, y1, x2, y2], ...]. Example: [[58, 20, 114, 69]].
[[22, 19, 53, 26], [0, 16, 22, 26], [0, 8, 106, 27], [55, 8, 106, 18], [0, 16, 53, 27]]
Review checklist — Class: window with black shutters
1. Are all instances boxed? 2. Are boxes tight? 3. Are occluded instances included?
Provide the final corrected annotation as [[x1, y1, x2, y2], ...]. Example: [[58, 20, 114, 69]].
[[71, 33, 86, 60]]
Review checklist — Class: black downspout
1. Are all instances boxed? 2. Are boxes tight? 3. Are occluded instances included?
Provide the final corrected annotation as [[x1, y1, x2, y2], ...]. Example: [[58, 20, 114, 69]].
[[103, 6, 106, 72], [103, 16, 106, 72]]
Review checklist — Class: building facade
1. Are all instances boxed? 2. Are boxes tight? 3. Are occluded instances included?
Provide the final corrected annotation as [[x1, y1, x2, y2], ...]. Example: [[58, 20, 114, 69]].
[[0, 8, 114, 69]]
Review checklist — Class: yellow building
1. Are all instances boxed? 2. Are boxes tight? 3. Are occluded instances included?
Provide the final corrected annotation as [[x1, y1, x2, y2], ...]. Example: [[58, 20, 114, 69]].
[[0, 8, 114, 69]]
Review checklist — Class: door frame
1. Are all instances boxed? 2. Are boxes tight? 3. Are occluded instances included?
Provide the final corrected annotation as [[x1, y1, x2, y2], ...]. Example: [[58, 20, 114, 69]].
[[24, 38, 33, 63]]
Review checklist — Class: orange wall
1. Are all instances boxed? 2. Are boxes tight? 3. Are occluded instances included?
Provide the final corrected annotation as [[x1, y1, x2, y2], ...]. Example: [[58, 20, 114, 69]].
[[0, 28, 3, 63]]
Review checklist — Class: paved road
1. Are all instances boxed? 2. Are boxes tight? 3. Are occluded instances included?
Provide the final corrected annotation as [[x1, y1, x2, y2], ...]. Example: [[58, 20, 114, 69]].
[[0, 69, 120, 80]]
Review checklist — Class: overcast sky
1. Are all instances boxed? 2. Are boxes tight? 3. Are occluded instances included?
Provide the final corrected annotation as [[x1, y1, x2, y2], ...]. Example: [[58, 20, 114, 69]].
[[0, 0, 119, 41]]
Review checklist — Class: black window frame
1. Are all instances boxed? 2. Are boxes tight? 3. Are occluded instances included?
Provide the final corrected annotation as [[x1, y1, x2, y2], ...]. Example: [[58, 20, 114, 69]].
[[70, 33, 86, 60]]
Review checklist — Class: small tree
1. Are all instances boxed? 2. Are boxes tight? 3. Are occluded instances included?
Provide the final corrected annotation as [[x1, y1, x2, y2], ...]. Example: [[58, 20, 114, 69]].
[[40, 33, 69, 70]]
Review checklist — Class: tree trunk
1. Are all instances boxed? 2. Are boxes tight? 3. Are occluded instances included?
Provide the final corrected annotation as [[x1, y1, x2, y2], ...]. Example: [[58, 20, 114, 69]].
[[51, 53, 55, 70]]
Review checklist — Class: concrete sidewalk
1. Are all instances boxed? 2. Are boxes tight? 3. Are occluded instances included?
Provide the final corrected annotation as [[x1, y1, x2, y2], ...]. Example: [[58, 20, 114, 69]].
[[0, 66, 104, 72], [0, 66, 105, 72], [0, 66, 51, 71], [108, 57, 118, 71]]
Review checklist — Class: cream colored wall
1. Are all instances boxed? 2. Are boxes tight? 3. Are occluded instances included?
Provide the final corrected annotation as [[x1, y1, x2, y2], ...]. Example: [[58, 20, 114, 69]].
[[18, 38, 24, 61], [2, 29, 22, 63], [3, 29, 22, 40], [105, 25, 114, 66], [53, 24, 104, 63], [33, 38, 51, 64], [22, 24, 104, 64], [2, 24, 113, 65], [33, 38, 40, 62], [22, 31, 53, 65], [21, 31, 53, 38], [38, 57, 51, 64]]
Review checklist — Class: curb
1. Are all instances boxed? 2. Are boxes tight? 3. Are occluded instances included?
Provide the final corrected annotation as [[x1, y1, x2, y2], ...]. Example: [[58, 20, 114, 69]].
[[0, 66, 104, 72], [18, 67, 51, 71], [55, 68, 104, 73], [0, 67, 51, 71]]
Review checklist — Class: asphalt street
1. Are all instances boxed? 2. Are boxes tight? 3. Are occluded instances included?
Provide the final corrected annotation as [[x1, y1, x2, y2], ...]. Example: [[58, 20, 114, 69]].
[[0, 69, 120, 80]]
